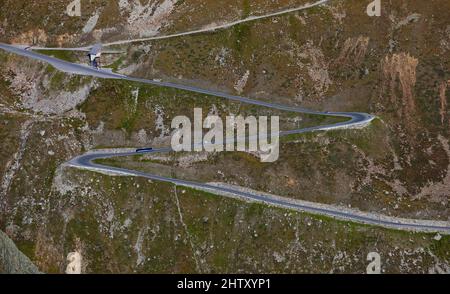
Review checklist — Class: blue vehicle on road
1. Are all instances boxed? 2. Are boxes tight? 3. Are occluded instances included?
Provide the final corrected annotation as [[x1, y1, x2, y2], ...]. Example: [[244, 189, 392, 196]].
[[136, 147, 153, 153]]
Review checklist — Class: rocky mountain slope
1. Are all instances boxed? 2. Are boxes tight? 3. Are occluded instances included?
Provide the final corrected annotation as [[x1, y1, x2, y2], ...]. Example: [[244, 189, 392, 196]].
[[0, 0, 448, 273]]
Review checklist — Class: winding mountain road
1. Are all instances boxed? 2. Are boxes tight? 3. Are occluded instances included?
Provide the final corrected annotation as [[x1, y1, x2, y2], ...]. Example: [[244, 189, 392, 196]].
[[0, 29, 449, 234], [67, 149, 450, 234]]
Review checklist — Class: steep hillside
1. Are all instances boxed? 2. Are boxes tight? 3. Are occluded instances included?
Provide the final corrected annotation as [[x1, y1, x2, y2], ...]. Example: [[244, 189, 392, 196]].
[[0, 0, 448, 273]]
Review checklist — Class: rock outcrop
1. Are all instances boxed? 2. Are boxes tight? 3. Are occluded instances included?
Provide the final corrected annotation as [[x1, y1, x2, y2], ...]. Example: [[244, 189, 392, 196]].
[[0, 230, 41, 274]]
